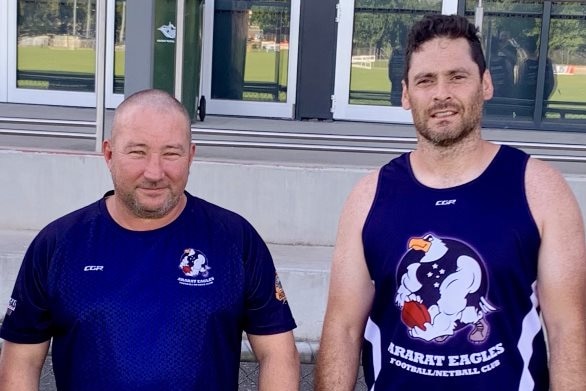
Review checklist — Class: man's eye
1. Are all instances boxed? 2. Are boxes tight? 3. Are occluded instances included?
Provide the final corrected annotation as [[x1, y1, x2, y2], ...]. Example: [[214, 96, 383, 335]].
[[164, 152, 181, 158], [128, 150, 145, 156]]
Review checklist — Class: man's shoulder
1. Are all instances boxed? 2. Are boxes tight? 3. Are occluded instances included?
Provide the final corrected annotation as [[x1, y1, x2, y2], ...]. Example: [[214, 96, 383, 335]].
[[38, 199, 104, 239], [24, 199, 104, 256], [347, 154, 409, 208], [51, 198, 103, 225], [185, 192, 255, 231], [525, 157, 568, 194], [524, 157, 576, 225]]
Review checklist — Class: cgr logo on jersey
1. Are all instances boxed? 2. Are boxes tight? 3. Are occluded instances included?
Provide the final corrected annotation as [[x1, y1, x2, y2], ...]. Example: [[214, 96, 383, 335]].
[[178, 248, 214, 287], [84, 265, 104, 271], [435, 199, 456, 206]]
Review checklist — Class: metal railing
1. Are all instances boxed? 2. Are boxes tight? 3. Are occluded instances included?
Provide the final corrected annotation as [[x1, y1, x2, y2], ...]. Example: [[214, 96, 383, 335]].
[[192, 127, 586, 163]]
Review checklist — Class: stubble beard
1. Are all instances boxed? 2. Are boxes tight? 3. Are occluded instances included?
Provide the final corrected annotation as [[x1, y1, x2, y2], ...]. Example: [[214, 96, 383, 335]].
[[413, 93, 484, 148], [113, 178, 182, 219]]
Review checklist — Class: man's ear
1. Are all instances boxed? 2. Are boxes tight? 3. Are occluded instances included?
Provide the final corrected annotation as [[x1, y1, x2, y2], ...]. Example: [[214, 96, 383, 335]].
[[103, 139, 113, 169], [189, 143, 196, 162], [482, 70, 494, 101], [401, 80, 411, 110]]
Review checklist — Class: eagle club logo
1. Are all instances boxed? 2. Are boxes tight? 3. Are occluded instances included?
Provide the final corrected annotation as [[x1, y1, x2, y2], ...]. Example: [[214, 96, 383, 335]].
[[177, 248, 214, 287], [395, 233, 496, 344]]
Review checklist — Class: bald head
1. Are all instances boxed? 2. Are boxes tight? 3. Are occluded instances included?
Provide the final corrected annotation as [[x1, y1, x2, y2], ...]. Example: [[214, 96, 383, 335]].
[[111, 89, 192, 143]]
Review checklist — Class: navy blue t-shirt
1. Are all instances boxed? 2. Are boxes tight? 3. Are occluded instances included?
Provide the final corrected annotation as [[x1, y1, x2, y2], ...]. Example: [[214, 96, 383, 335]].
[[361, 146, 547, 390], [1, 192, 296, 390]]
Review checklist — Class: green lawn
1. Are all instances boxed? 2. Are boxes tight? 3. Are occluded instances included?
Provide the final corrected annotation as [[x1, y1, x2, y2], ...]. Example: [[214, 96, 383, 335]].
[[244, 49, 289, 85], [18, 46, 287, 84], [549, 74, 586, 102], [18, 46, 125, 76], [349, 62, 586, 108], [16, 46, 585, 107], [350, 60, 391, 91]]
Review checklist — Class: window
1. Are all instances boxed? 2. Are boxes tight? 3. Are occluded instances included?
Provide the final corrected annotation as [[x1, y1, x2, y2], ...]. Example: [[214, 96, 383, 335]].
[[468, 0, 586, 130], [201, 0, 300, 118], [3, 0, 124, 108], [546, 1, 586, 125]]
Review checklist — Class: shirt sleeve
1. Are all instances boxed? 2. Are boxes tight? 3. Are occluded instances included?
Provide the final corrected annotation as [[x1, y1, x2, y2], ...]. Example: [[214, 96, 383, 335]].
[[0, 230, 54, 344], [241, 223, 296, 335]]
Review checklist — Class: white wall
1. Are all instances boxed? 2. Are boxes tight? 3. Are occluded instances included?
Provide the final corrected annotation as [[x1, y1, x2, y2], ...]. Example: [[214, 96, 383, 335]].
[[2, 148, 586, 244], [0, 149, 367, 246]]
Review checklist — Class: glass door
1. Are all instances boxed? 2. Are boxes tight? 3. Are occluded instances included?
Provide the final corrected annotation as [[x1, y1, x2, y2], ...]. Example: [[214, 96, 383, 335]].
[[0, 1, 8, 102], [200, 0, 301, 118], [5, 0, 124, 108]]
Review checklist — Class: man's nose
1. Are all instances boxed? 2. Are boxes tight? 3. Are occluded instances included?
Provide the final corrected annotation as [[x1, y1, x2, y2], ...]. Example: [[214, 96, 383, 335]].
[[433, 79, 452, 101], [143, 154, 164, 181]]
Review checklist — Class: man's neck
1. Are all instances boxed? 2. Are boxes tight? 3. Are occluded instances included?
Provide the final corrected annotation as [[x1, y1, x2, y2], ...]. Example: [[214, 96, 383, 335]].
[[410, 137, 499, 189]]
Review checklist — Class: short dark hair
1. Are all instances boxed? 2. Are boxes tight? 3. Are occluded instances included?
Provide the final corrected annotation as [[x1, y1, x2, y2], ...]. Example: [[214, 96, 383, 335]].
[[404, 14, 486, 84]]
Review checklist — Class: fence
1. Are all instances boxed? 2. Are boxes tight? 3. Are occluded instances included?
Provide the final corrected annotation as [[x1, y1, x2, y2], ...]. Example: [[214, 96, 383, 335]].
[[351, 55, 376, 69]]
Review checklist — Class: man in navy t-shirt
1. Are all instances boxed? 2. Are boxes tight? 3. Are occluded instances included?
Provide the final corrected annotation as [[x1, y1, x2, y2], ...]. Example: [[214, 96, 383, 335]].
[[0, 89, 299, 390]]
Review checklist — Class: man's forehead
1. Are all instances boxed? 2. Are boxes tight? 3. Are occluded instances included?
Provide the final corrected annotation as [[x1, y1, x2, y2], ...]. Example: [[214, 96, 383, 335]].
[[112, 106, 188, 138], [416, 37, 470, 56], [408, 38, 476, 73]]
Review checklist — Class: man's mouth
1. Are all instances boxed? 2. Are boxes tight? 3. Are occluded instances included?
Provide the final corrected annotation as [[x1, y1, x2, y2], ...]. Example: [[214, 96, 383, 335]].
[[431, 110, 457, 118], [139, 187, 167, 194]]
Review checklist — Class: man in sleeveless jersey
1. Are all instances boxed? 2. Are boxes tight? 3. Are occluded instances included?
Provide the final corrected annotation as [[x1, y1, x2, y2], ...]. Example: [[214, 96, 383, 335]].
[[0, 89, 299, 390], [316, 15, 586, 390]]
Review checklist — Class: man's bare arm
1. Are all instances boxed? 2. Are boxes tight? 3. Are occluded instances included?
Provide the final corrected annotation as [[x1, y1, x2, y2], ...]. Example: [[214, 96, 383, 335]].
[[0, 340, 50, 391], [526, 159, 586, 390], [248, 331, 299, 391], [315, 172, 378, 391]]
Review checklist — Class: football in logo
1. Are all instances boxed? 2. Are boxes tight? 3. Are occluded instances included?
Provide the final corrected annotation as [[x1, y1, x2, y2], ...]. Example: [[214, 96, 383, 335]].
[[401, 301, 431, 331]]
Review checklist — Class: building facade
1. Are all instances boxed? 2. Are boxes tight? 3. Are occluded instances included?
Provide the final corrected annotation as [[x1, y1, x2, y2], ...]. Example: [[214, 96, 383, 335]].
[[1, 0, 585, 165]]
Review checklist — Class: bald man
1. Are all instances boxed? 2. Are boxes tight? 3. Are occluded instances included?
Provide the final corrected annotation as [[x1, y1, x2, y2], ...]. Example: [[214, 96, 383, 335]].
[[0, 89, 299, 390]]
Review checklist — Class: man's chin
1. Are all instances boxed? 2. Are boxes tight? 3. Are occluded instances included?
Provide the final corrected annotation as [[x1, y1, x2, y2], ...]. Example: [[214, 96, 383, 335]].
[[133, 204, 174, 219], [132, 196, 179, 219]]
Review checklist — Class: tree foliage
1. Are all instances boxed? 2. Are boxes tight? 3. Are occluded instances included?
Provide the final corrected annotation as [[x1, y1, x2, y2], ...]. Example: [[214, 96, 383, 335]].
[[250, 2, 290, 39]]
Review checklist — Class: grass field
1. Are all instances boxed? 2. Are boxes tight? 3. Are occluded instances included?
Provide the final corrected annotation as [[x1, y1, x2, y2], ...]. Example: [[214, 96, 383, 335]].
[[244, 49, 289, 85], [18, 46, 125, 76], [15, 46, 585, 110], [17, 46, 288, 84], [349, 60, 586, 102]]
